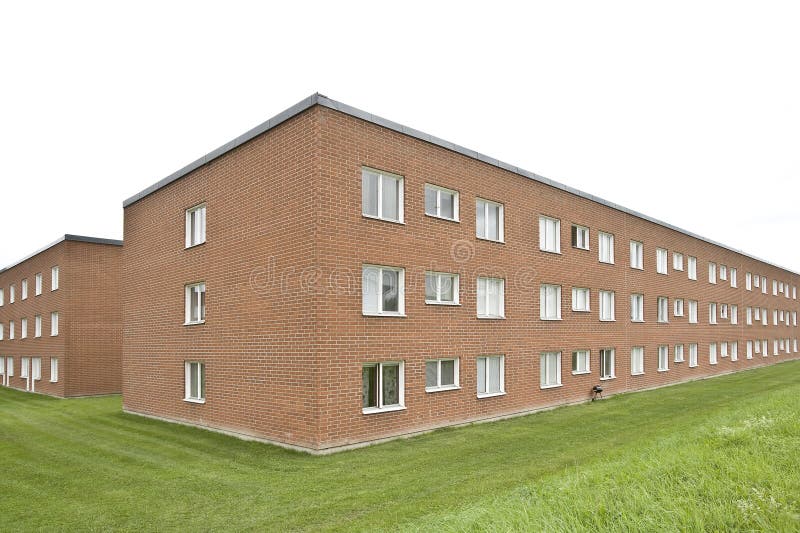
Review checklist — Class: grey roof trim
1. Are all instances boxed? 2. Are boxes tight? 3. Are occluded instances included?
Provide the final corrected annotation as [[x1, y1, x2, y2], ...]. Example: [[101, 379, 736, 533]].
[[0, 234, 122, 274], [121, 93, 799, 275]]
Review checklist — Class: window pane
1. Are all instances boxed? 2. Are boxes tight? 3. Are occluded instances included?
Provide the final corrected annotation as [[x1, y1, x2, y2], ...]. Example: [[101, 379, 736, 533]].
[[425, 273, 437, 301], [362, 366, 377, 408], [382, 270, 399, 312], [440, 360, 455, 386], [189, 363, 199, 398], [382, 364, 400, 406], [476, 201, 486, 238], [487, 204, 499, 240], [477, 278, 487, 316], [362, 170, 379, 217], [440, 191, 454, 219], [477, 358, 486, 394], [488, 357, 501, 393], [381, 176, 399, 221], [424, 186, 437, 216], [426, 361, 438, 388], [440, 275, 454, 302]]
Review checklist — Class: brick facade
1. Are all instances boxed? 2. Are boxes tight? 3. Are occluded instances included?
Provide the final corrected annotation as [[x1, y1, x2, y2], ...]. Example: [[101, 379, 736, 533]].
[[121, 95, 800, 452], [0, 236, 122, 397]]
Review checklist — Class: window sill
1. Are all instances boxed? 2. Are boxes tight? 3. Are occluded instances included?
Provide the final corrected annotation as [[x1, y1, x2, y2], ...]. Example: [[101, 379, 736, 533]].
[[572, 309, 591, 313], [477, 315, 505, 320], [424, 213, 460, 224], [689, 364, 698, 368], [362, 214, 405, 225], [425, 301, 461, 306], [541, 317, 562, 321], [50, 380, 57, 383], [599, 319, 616, 322], [657, 321, 669, 325], [183, 398, 206, 404], [362, 405, 406, 415], [600, 376, 615, 381], [477, 391, 506, 399], [572, 370, 591, 375], [362, 312, 407, 318], [540, 249, 561, 255], [540, 383, 562, 390], [573, 246, 590, 252], [425, 385, 461, 393], [674, 359, 685, 364], [657, 368, 668, 373], [476, 236, 505, 244], [631, 319, 644, 323], [185, 241, 207, 250], [599, 260, 615, 265], [710, 362, 718, 365], [184, 320, 206, 326]]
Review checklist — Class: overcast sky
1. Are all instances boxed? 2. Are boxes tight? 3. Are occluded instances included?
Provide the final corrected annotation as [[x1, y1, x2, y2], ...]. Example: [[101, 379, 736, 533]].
[[1, 1, 798, 272]]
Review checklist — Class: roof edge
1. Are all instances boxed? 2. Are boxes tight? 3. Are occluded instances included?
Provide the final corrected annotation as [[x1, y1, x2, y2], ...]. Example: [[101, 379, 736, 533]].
[[0, 234, 122, 274], [120, 93, 799, 275]]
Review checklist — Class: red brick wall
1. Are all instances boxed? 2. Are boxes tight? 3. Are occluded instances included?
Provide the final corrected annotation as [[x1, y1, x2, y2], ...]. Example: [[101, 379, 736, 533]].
[[122, 103, 800, 451]]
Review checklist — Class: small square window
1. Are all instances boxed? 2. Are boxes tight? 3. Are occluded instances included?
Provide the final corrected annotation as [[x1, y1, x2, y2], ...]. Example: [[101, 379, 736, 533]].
[[362, 168, 404, 223], [572, 350, 590, 374], [363, 361, 405, 412], [424, 184, 459, 221], [572, 287, 590, 312], [425, 272, 459, 305], [363, 266, 405, 316], [572, 225, 589, 250], [425, 359, 459, 392]]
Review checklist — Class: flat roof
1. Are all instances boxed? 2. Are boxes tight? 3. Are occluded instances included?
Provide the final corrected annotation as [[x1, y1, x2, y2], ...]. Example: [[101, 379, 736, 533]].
[[0, 235, 122, 274], [123, 93, 798, 275]]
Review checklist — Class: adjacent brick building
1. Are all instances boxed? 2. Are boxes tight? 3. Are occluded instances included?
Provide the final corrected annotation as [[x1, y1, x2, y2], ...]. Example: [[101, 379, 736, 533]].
[[0, 235, 122, 397], [121, 94, 800, 453]]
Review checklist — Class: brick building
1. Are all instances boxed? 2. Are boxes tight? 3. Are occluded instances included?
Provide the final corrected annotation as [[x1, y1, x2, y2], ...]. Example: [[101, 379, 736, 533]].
[[0, 235, 122, 397], [121, 94, 800, 453]]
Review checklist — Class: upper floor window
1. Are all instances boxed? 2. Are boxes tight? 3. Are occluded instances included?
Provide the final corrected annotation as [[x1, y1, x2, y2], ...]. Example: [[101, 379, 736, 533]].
[[674, 298, 684, 317], [34, 315, 41, 338], [9, 320, 14, 339], [185, 204, 207, 248], [709, 302, 717, 324], [599, 232, 614, 264], [477, 277, 505, 319], [630, 241, 643, 270], [476, 198, 504, 242], [362, 168, 403, 223], [720, 265, 727, 281], [21, 318, 28, 339], [708, 262, 717, 284], [50, 312, 58, 336], [425, 272, 459, 305], [539, 216, 561, 253], [0, 288, 4, 306], [540, 284, 562, 320], [688, 300, 698, 323], [572, 287, 590, 312], [599, 290, 615, 321], [730, 268, 737, 288], [773, 280, 778, 296], [761, 276, 767, 294], [21, 279, 28, 300], [572, 225, 589, 250], [35, 273, 42, 296], [746, 272, 752, 290], [687, 256, 697, 280], [362, 266, 404, 316], [184, 283, 207, 324], [673, 252, 684, 271], [10, 285, 15, 303], [656, 248, 668, 275], [540, 352, 562, 388], [630, 293, 644, 322], [424, 184, 459, 221], [657, 297, 669, 323], [363, 361, 405, 412], [51, 266, 59, 291], [754, 274, 760, 288]]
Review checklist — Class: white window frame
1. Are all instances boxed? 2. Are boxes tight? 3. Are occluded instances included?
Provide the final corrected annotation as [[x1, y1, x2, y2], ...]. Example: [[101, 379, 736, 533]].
[[0, 323, 3, 340], [658, 345, 669, 372], [773, 280, 778, 296], [539, 216, 561, 253], [475, 198, 504, 242], [720, 304, 728, 320], [761, 307, 768, 326], [425, 358, 460, 392], [630, 293, 644, 322], [572, 350, 590, 375], [362, 168, 404, 223], [630, 240, 643, 270], [540, 284, 562, 320], [10, 284, 15, 303], [689, 343, 698, 367], [184, 282, 207, 324], [50, 357, 59, 382], [35, 273, 42, 296], [21, 318, 27, 339], [476, 355, 505, 398], [185, 203, 207, 248], [34, 315, 41, 338], [599, 290, 615, 321], [674, 298, 684, 317], [424, 272, 459, 306], [746, 306, 753, 325], [540, 352, 562, 389], [720, 264, 727, 281], [709, 343, 718, 365], [184, 361, 206, 403], [746, 272, 752, 291], [362, 266, 405, 317], [688, 300, 698, 324], [731, 305, 738, 325], [21, 357, 29, 379], [708, 262, 717, 284], [721, 341, 728, 358], [761, 276, 767, 294], [688, 256, 697, 280], [571, 287, 590, 312], [657, 297, 669, 323], [476, 277, 505, 319], [599, 232, 614, 264], [0, 287, 4, 306], [572, 225, 589, 250], [362, 361, 405, 413], [424, 183, 459, 222], [21, 279, 28, 300], [674, 344, 685, 363], [9, 320, 14, 340], [762, 339, 768, 356], [631, 346, 644, 375], [50, 313, 58, 336], [31, 357, 41, 381], [747, 341, 753, 359], [656, 248, 668, 275], [600, 348, 615, 380], [51, 266, 59, 291], [731, 341, 738, 361], [730, 268, 737, 288], [673, 252, 684, 271], [709, 303, 717, 324]]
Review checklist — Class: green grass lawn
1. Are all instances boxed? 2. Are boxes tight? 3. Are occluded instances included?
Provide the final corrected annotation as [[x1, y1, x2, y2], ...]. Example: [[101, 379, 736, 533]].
[[2, 362, 800, 532]]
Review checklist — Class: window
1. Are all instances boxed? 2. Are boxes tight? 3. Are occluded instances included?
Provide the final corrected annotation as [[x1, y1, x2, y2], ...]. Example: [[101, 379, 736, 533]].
[[721, 342, 728, 357], [720, 304, 728, 320], [600, 349, 615, 379], [21, 357, 29, 379], [746, 307, 753, 325], [761, 308, 768, 326], [50, 312, 58, 336], [476, 356, 504, 397], [599, 291, 615, 321], [0, 288, 3, 306], [477, 277, 505, 318], [755, 339, 761, 354], [185, 283, 207, 324], [50, 357, 59, 382], [599, 232, 614, 264], [184, 361, 206, 402], [687, 256, 697, 280], [362, 263, 406, 316], [475, 198, 504, 242], [731, 342, 738, 361], [425, 272, 459, 305], [5, 357, 12, 377], [773, 280, 778, 296], [689, 343, 698, 367], [709, 343, 718, 365], [362, 168, 403, 223], [9, 321, 14, 340], [540, 284, 562, 320], [674, 298, 684, 317], [754, 274, 760, 288], [773, 340, 779, 356], [657, 297, 668, 323], [572, 287, 590, 312], [21, 318, 27, 339], [719, 265, 727, 281], [630, 294, 644, 322], [424, 184, 459, 221], [185, 204, 207, 247], [730, 268, 737, 288], [754, 307, 761, 321], [688, 300, 698, 324], [630, 241, 643, 269], [539, 216, 561, 253], [747, 341, 753, 359], [793, 312, 797, 326], [572, 350, 590, 374], [0, 323, 3, 340], [795, 339, 798, 352], [631, 346, 644, 375], [675, 344, 685, 363], [21, 279, 28, 300], [673, 252, 684, 271], [10, 285, 15, 303], [709, 303, 717, 324], [35, 273, 42, 296], [363, 361, 404, 411], [794, 286, 797, 299], [540, 352, 562, 388], [31, 358, 41, 381], [34, 315, 41, 338], [746, 272, 752, 291], [658, 345, 669, 371], [773, 310, 778, 326], [708, 262, 717, 284], [762, 339, 768, 356], [425, 359, 459, 391], [51, 266, 59, 291], [762, 276, 767, 294], [656, 248, 668, 274], [572, 225, 589, 250], [731, 305, 738, 325]]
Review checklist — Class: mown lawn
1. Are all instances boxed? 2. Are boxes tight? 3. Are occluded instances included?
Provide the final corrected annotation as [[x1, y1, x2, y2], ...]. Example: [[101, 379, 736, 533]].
[[2, 362, 800, 532]]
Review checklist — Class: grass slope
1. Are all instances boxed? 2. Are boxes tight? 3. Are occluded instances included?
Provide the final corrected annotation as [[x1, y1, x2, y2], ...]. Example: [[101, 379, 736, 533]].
[[1, 362, 799, 531]]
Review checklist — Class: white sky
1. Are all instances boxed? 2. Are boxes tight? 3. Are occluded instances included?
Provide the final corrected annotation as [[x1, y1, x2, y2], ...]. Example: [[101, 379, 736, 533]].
[[1, 1, 799, 272]]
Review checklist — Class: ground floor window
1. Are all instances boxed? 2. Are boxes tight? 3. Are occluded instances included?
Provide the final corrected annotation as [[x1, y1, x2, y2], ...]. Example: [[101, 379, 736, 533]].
[[477, 356, 504, 397], [184, 361, 206, 402], [363, 362, 404, 412], [425, 359, 458, 391], [631, 346, 644, 375], [50, 357, 59, 382], [540, 352, 561, 388], [600, 349, 615, 379], [572, 350, 590, 374], [689, 344, 698, 367]]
